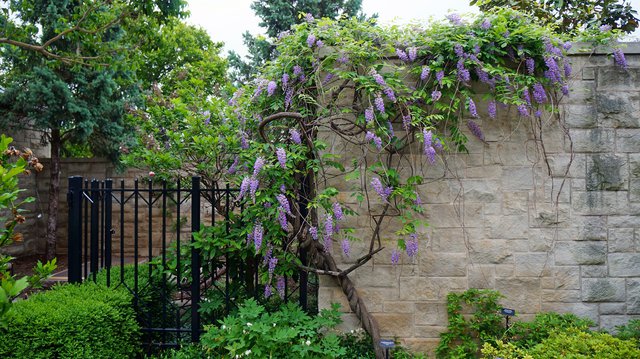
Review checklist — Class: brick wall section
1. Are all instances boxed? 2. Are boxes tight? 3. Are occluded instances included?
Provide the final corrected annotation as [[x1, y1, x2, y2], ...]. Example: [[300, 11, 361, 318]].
[[319, 44, 640, 355]]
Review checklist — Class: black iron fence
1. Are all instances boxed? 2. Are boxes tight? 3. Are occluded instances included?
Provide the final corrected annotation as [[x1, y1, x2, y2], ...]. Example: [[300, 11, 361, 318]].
[[67, 176, 316, 352]]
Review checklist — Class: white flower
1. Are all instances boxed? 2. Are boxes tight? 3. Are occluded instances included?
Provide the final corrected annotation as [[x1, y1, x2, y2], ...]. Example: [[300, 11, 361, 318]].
[[305, 340, 311, 346], [246, 322, 253, 327], [245, 349, 252, 355], [272, 323, 276, 327], [222, 325, 226, 330]]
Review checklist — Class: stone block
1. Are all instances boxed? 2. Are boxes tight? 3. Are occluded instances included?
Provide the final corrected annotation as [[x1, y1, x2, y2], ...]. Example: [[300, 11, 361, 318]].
[[596, 92, 640, 128], [414, 326, 447, 338], [461, 179, 499, 202], [542, 289, 581, 302], [600, 315, 635, 333], [610, 254, 640, 277], [486, 215, 530, 239], [617, 129, 640, 153], [420, 252, 468, 277], [515, 253, 550, 277], [554, 241, 606, 265], [577, 216, 607, 241], [582, 67, 596, 80], [502, 167, 539, 191], [553, 266, 581, 290], [468, 264, 496, 288], [495, 277, 541, 313], [351, 265, 398, 288], [383, 301, 415, 314], [581, 265, 608, 278], [627, 279, 640, 314], [414, 302, 448, 326], [572, 191, 629, 215], [582, 278, 625, 302], [399, 278, 438, 301], [600, 302, 626, 315], [540, 302, 599, 322], [608, 228, 635, 252], [429, 228, 467, 253], [631, 154, 640, 178], [597, 67, 640, 91], [503, 191, 528, 215], [402, 338, 440, 358], [569, 128, 614, 153], [420, 181, 453, 204], [528, 203, 571, 228], [632, 179, 640, 202], [609, 215, 640, 227], [358, 287, 398, 312], [564, 104, 597, 128], [469, 240, 513, 264], [335, 313, 361, 333], [546, 153, 586, 178], [427, 204, 461, 228], [586, 154, 628, 191]]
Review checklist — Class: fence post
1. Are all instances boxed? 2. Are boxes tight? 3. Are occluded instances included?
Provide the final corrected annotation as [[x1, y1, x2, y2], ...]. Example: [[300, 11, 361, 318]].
[[191, 176, 202, 342], [68, 176, 83, 283], [104, 179, 113, 287], [89, 179, 99, 279]]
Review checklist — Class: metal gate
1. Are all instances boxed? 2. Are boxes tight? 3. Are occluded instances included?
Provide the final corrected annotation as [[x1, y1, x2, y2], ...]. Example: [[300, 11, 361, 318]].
[[66, 176, 315, 352]]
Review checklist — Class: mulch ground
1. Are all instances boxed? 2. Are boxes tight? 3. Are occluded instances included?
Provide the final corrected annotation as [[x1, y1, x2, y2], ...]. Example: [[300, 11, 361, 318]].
[[10, 254, 68, 278]]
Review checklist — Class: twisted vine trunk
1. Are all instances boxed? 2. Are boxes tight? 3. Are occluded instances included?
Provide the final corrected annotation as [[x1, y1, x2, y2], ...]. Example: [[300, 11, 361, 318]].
[[321, 251, 384, 358], [45, 128, 61, 261]]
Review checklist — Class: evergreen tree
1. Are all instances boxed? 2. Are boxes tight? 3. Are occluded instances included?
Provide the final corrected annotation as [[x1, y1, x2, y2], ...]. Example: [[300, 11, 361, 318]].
[[229, 0, 366, 84], [0, 0, 187, 260]]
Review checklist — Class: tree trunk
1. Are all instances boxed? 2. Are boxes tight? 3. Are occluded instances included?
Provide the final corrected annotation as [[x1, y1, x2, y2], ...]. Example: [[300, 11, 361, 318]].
[[45, 128, 61, 261]]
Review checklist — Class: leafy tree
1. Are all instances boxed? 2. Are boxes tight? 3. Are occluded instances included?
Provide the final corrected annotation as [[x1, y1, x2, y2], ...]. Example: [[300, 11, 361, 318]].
[[470, 0, 639, 34], [0, 0, 187, 260], [229, 0, 365, 84]]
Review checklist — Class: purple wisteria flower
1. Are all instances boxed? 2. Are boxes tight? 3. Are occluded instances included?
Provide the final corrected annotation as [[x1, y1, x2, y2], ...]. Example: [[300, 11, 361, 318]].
[[391, 249, 400, 265], [239, 176, 250, 199], [532, 83, 547, 104], [480, 19, 491, 30], [525, 57, 535, 75], [253, 157, 265, 177], [402, 115, 412, 131], [523, 88, 531, 105], [228, 156, 239, 174], [446, 13, 462, 25], [240, 132, 249, 149], [325, 214, 334, 237], [277, 276, 285, 299], [373, 135, 383, 150], [282, 73, 290, 88], [337, 54, 349, 64], [276, 194, 291, 214], [371, 177, 392, 202], [535, 110, 542, 118], [613, 49, 627, 69], [487, 100, 497, 119], [249, 178, 259, 202], [396, 48, 409, 62], [454, 44, 465, 57], [387, 121, 395, 137], [600, 24, 613, 32], [372, 70, 386, 86], [563, 41, 572, 51], [420, 66, 430, 81], [293, 65, 303, 78], [517, 104, 530, 117], [423, 128, 433, 147], [564, 62, 572, 77], [476, 68, 490, 84], [365, 131, 375, 142], [544, 56, 562, 84], [280, 184, 286, 193], [323, 73, 334, 84], [425, 145, 436, 164], [365, 106, 375, 123], [341, 239, 351, 257], [306, 34, 317, 47], [263, 244, 273, 265], [468, 98, 478, 118], [267, 81, 277, 96], [264, 284, 273, 298], [431, 90, 442, 102], [414, 192, 423, 205], [333, 202, 344, 220], [375, 95, 385, 113], [406, 234, 419, 258], [408, 47, 417, 62], [467, 120, 484, 141], [268, 257, 278, 274], [309, 226, 318, 240], [383, 87, 396, 102], [316, 39, 324, 48], [457, 60, 471, 83], [284, 88, 294, 109], [323, 235, 332, 253], [436, 70, 445, 85], [289, 128, 302, 144], [278, 209, 288, 231], [561, 85, 569, 96], [305, 13, 314, 22], [276, 148, 287, 169], [253, 222, 263, 251]]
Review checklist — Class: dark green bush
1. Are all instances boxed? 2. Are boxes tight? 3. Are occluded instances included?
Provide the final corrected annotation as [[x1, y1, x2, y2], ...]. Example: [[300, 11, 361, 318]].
[[528, 328, 640, 358], [0, 282, 140, 359], [508, 312, 594, 349], [615, 319, 640, 344]]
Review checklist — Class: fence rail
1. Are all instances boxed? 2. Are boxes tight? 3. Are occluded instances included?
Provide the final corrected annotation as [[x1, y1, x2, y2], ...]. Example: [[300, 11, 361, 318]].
[[67, 176, 316, 352]]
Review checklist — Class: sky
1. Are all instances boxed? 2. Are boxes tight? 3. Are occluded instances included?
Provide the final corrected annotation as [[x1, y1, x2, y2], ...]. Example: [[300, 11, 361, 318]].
[[186, 0, 640, 57]]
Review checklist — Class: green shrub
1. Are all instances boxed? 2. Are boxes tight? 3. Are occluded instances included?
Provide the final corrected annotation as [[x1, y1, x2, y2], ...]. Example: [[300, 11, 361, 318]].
[[508, 312, 594, 349], [152, 344, 208, 359], [528, 328, 640, 358], [0, 282, 140, 359], [481, 340, 533, 359], [436, 289, 504, 358], [338, 328, 376, 358], [200, 298, 345, 358], [615, 319, 640, 344]]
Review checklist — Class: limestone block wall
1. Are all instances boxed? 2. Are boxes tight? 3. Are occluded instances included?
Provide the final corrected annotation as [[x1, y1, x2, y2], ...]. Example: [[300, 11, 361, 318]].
[[320, 44, 640, 354]]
